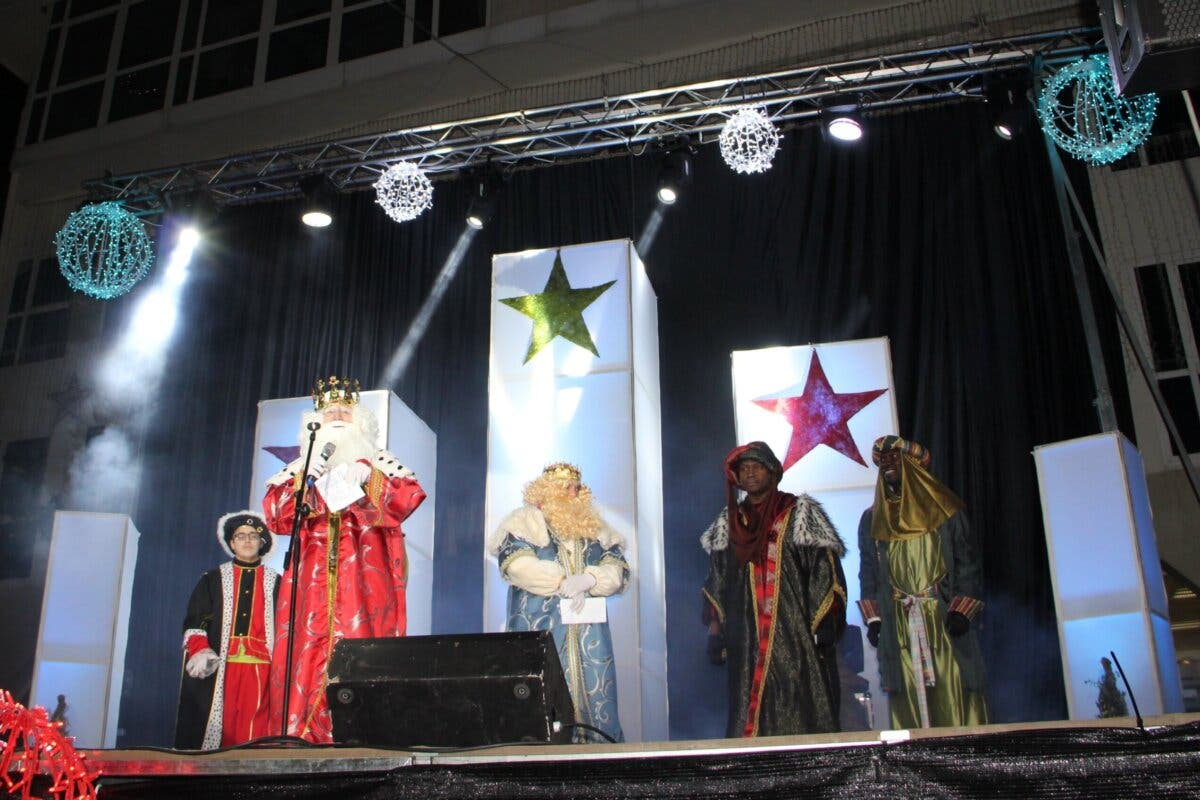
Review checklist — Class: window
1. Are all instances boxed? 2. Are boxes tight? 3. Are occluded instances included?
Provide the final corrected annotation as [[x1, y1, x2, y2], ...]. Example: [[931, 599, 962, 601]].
[[201, 0, 263, 46], [1111, 92, 1200, 171], [194, 38, 258, 99], [339, 2, 404, 63], [57, 14, 117, 84], [276, 0, 331, 25], [118, 0, 181, 70], [1136, 264, 1186, 371], [2, 257, 72, 366], [266, 19, 329, 81], [44, 80, 106, 139], [0, 437, 50, 580], [1135, 259, 1200, 457], [109, 62, 170, 121], [438, 0, 485, 37], [24, 0, 491, 142]]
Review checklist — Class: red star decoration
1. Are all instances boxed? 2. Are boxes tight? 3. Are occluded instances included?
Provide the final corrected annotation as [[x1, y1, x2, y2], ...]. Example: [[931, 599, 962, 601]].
[[753, 350, 888, 471]]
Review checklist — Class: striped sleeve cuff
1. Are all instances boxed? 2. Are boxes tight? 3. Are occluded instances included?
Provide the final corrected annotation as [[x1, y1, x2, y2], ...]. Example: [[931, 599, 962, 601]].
[[857, 599, 880, 624], [949, 595, 984, 620]]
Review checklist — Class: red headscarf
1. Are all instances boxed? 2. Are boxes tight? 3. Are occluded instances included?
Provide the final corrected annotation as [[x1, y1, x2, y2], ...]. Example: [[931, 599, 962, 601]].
[[723, 442, 796, 566]]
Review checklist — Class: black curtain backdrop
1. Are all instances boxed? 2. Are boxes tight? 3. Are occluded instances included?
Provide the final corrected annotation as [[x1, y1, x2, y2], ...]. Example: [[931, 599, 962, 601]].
[[114, 101, 1127, 746]]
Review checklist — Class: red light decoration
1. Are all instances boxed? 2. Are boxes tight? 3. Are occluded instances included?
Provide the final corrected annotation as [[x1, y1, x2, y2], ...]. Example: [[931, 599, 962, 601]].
[[0, 690, 97, 800]]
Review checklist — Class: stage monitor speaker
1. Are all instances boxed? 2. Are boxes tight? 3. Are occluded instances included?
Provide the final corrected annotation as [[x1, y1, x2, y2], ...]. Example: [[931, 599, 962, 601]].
[[326, 631, 575, 748], [1099, 1, 1200, 96]]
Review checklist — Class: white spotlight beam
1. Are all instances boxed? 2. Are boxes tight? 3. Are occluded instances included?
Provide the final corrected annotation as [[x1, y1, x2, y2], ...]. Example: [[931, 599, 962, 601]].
[[98, 228, 198, 401], [380, 226, 479, 388]]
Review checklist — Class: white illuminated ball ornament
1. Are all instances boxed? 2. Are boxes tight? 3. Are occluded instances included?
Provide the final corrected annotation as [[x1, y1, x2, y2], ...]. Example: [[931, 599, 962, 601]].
[[374, 161, 434, 223], [719, 108, 781, 174]]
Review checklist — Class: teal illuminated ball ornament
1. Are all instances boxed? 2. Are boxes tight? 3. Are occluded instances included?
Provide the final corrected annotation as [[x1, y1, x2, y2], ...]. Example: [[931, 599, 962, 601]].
[[54, 201, 156, 300], [1037, 53, 1158, 166]]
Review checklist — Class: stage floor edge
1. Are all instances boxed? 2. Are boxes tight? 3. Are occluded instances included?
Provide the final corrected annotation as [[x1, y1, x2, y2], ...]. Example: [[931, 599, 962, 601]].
[[82, 713, 1200, 777]]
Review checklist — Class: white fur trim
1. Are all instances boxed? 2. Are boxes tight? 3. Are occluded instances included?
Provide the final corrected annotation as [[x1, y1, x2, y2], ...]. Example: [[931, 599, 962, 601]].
[[182, 628, 207, 650], [215, 510, 274, 559], [594, 523, 625, 550], [792, 494, 846, 556], [198, 561, 279, 750], [700, 509, 729, 554], [487, 506, 550, 554], [487, 506, 624, 554], [266, 463, 298, 487], [699, 495, 845, 556], [372, 450, 415, 481], [200, 563, 235, 750]]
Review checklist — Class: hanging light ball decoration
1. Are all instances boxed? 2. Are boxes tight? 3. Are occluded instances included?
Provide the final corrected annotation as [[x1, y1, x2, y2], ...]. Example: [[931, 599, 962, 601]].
[[1037, 53, 1158, 166], [54, 201, 155, 300], [719, 107, 781, 174], [374, 161, 434, 222]]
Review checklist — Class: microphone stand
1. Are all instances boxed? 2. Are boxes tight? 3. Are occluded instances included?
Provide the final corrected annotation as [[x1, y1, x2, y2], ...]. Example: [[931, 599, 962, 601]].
[[279, 421, 320, 738]]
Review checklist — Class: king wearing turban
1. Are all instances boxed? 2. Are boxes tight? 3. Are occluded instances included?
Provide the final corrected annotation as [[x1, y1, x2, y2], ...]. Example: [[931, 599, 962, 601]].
[[857, 435, 989, 729]]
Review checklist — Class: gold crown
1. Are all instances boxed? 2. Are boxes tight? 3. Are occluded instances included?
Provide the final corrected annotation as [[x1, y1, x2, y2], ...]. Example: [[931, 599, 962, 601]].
[[542, 462, 581, 482], [312, 374, 361, 410]]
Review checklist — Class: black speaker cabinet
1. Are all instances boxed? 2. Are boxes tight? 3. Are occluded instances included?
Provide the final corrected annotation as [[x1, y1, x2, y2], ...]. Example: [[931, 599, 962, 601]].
[[1100, 1, 1200, 96], [326, 631, 575, 748]]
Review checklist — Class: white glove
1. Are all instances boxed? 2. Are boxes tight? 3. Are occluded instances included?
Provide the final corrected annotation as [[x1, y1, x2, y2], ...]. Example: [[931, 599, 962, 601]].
[[558, 572, 596, 599], [306, 458, 330, 481], [185, 648, 220, 679], [343, 460, 373, 486]]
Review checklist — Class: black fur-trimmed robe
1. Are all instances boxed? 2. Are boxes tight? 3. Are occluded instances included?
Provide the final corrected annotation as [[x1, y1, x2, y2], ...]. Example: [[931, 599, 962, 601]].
[[702, 493, 847, 737], [174, 562, 279, 749]]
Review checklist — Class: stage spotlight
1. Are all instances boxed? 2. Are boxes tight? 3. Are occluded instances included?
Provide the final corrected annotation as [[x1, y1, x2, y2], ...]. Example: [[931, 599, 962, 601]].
[[986, 76, 1032, 142], [299, 174, 337, 228], [655, 149, 692, 205], [992, 93, 1030, 141], [465, 170, 503, 230], [825, 106, 864, 142], [163, 188, 218, 238]]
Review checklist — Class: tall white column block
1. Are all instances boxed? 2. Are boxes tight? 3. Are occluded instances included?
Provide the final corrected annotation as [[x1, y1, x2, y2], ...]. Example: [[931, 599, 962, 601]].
[[251, 390, 437, 636], [731, 338, 899, 730], [1034, 432, 1183, 719], [484, 239, 668, 743], [31, 512, 139, 747]]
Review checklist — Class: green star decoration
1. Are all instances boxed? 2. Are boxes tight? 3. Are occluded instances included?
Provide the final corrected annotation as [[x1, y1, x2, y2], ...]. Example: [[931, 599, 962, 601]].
[[499, 250, 617, 364]]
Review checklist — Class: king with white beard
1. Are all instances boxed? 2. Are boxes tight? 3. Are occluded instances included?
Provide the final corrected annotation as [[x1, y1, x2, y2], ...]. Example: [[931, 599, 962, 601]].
[[264, 375, 426, 744]]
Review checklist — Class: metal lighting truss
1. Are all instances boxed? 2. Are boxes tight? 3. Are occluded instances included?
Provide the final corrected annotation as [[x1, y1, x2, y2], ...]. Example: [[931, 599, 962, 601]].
[[85, 28, 1098, 214]]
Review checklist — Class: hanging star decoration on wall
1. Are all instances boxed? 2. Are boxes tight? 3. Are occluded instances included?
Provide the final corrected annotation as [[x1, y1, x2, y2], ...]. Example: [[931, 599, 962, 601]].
[[499, 250, 616, 364], [753, 350, 887, 471]]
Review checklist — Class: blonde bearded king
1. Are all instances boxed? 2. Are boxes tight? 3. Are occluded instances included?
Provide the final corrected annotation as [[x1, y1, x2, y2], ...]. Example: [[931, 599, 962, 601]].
[[487, 464, 629, 743]]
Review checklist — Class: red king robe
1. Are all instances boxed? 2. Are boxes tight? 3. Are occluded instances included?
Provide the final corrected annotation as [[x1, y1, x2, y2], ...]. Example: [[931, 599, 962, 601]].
[[265, 451, 426, 743]]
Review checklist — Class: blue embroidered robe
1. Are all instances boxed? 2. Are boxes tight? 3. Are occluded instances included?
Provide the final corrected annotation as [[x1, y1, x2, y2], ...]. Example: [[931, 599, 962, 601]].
[[495, 525, 628, 743]]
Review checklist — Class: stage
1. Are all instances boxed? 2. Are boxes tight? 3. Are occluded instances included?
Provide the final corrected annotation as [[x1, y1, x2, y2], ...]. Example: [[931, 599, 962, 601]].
[[79, 714, 1200, 798]]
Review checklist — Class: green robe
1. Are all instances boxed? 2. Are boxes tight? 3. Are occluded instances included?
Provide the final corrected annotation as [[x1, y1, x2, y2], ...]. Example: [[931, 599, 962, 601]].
[[857, 508, 989, 728]]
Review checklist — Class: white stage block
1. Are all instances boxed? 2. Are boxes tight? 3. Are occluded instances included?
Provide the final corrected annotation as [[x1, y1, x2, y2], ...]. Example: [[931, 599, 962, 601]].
[[484, 239, 668, 743], [732, 338, 899, 730], [31, 512, 139, 747], [251, 389, 437, 635], [1034, 432, 1183, 719]]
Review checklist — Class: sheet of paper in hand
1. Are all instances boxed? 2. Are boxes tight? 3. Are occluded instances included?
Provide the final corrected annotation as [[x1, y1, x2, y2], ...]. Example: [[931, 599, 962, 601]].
[[314, 463, 367, 512], [559, 596, 607, 625]]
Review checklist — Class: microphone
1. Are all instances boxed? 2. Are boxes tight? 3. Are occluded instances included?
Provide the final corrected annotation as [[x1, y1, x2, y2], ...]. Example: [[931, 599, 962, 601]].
[[307, 442, 336, 485]]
